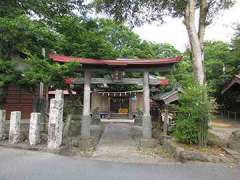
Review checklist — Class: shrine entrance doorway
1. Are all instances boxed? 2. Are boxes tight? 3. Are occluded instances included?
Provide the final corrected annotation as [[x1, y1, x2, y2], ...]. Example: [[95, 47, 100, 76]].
[[110, 96, 129, 119]]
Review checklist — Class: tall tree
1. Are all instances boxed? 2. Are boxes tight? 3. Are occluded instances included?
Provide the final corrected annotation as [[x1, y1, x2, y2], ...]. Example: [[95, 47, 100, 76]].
[[93, 0, 234, 85]]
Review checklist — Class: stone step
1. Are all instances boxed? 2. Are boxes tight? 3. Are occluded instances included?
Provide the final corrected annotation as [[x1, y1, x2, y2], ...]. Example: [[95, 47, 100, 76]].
[[100, 119, 134, 123]]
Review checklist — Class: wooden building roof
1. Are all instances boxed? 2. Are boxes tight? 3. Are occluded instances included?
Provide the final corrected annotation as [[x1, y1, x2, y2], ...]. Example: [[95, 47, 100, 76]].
[[221, 75, 240, 94], [152, 87, 182, 104]]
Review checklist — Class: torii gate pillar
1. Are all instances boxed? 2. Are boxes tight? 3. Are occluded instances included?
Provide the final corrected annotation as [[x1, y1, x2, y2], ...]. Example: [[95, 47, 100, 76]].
[[81, 69, 91, 138], [142, 71, 152, 138]]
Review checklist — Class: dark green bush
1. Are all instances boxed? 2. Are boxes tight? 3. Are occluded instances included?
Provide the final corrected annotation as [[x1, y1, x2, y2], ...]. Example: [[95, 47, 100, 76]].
[[174, 116, 199, 144], [173, 83, 213, 145]]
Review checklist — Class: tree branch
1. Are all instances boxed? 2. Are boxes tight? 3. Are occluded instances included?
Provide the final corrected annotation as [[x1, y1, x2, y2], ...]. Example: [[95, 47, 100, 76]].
[[198, 0, 207, 50]]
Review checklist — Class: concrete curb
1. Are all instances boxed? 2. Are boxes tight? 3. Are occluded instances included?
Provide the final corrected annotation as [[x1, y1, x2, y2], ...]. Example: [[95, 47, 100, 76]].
[[0, 142, 46, 151]]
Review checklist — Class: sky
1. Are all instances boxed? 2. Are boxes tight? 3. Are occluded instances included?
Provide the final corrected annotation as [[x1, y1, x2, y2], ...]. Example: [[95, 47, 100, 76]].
[[133, 1, 240, 52]]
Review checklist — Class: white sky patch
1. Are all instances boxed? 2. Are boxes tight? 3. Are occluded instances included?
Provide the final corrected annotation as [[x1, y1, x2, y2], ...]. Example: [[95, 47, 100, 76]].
[[134, 1, 240, 52]]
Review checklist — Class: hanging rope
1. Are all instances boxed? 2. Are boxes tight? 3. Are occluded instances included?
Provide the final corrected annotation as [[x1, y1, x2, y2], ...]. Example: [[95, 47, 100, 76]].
[[91, 89, 143, 96]]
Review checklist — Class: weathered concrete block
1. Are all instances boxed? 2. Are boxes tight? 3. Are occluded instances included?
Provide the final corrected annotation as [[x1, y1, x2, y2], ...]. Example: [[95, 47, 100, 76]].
[[142, 115, 152, 139], [9, 111, 21, 144], [179, 150, 209, 162], [228, 130, 240, 153], [29, 113, 41, 145], [48, 98, 64, 149], [0, 110, 6, 140]]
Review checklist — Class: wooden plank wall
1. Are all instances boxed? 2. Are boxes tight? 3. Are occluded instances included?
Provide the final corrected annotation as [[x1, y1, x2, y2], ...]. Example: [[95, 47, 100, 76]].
[[4, 85, 34, 120]]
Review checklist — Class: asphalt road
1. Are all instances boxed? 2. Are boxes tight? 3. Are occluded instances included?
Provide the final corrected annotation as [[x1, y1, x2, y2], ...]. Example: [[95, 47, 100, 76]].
[[0, 147, 239, 180]]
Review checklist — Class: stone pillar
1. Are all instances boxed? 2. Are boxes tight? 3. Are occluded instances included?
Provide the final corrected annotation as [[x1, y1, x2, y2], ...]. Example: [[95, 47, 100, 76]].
[[29, 112, 41, 145], [48, 90, 64, 149], [0, 110, 6, 140], [9, 111, 21, 144], [142, 71, 152, 138], [81, 69, 91, 138]]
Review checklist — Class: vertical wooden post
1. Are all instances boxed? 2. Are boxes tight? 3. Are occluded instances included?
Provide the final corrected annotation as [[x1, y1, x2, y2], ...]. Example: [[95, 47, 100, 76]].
[[81, 69, 91, 138], [142, 71, 152, 139]]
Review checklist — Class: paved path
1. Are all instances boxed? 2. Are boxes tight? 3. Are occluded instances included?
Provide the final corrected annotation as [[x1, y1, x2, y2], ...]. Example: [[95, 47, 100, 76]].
[[0, 147, 239, 180], [92, 123, 172, 163]]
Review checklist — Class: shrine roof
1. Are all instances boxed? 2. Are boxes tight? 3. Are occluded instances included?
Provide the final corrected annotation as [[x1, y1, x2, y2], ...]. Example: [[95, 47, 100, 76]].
[[221, 74, 240, 94], [49, 54, 182, 66]]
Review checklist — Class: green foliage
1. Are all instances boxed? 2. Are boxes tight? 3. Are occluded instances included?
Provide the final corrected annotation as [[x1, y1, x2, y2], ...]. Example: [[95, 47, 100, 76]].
[[19, 56, 81, 90], [204, 41, 237, 97], [231, 25, 240, 72], [173, 83, 213, 145], [0, 0, 86, 20], [54, 17, 181, 59], [92, 0, 234, 26], [169, 52, 193, 87], [0, 15, 57, 59], [0, 59, 18, 87], [54, 17, 120, 59]]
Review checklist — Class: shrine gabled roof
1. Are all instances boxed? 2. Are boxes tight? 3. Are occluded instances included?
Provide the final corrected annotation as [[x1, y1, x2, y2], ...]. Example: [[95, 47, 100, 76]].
[[221, 74, 240, 94], [49, 54, 182, 66]]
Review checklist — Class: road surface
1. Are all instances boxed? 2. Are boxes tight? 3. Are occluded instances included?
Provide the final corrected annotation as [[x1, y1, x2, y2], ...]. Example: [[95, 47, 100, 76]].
[[0, 147, 239, 180]]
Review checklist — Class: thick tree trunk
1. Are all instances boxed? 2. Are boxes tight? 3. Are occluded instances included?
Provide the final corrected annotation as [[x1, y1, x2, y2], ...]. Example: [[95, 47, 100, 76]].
[[184, 0, 209, 146], [184, 0, 205, 85]]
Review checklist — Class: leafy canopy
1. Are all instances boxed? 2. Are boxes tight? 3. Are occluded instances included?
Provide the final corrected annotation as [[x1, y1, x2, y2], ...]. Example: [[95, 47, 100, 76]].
[[93, 0, 234, 26]]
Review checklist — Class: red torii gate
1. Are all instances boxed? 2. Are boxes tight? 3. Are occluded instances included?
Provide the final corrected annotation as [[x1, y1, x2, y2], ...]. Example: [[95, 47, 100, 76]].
[[49, 54, 182, 139]]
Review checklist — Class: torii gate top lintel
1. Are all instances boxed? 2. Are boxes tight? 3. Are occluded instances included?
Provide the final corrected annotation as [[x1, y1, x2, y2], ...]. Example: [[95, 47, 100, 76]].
[[49, 54, 182, 72]]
